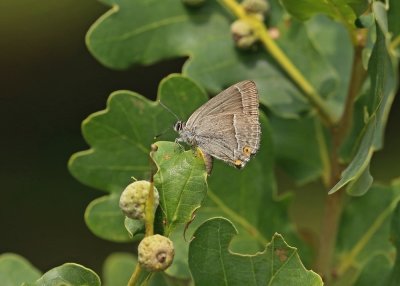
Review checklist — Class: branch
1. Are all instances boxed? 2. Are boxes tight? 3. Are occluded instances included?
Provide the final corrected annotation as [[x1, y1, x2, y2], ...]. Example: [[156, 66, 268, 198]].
[[219, 0, 336, 125], [315, 38, 367, 282], [128, 144, 159, 286]]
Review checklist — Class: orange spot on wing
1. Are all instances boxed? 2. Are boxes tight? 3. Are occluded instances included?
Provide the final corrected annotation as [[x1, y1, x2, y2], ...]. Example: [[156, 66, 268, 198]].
[[243, 146, 252, 156]]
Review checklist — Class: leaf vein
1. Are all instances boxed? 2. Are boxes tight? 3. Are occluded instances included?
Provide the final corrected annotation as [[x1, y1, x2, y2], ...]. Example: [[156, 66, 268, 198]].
[[97, 15, 189, 42], [89, 120, 148, 154]]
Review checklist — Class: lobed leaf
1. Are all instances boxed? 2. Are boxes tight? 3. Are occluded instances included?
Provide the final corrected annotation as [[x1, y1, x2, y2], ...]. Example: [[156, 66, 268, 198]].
[[188, 217, 323, 286], [68, 75, 208, 241], [84, 0, 363, 186], [69, 75, 206, 193], [86, 0, 353, 119]]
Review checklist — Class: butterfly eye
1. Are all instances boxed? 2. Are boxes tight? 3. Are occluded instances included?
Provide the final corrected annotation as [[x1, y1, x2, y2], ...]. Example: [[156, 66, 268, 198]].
[[174, 122, 181, 131], [243, 146, 252, 156]]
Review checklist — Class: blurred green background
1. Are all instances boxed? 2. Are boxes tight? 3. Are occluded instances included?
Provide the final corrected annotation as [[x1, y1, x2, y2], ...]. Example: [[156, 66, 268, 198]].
[[0, 0, 399, 275]]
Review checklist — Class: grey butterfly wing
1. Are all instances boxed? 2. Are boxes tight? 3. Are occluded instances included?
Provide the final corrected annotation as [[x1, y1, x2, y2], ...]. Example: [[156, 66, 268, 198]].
[[186, 80, 260, 168], [186, 80, 259, 127], [194, 114, 260, 168]]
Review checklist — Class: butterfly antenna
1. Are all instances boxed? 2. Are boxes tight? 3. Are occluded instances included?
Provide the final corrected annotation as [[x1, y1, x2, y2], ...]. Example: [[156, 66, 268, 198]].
[[154, 126, 172, 140], [159, 100, 180, 121]]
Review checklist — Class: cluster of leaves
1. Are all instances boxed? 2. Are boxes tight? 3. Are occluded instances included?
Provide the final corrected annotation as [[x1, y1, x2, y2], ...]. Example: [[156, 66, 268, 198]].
[[2, 0, 400, 285]]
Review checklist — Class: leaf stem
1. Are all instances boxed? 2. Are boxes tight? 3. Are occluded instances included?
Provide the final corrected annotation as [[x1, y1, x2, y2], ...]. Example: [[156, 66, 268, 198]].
[[314, 41, 367, 282], [127, 265, 142, 286], [390, 35, 400, 51], [207, 189, 269, 246], [128, 144, 159, 286], [144, 177, 156, 236], [315, 119, 331, 187], [218, 0, 336, 125]]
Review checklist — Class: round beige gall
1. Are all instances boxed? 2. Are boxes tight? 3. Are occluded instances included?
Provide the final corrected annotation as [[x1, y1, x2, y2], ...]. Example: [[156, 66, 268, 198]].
[[119, 180, 159, 220], [138, 234, 175, 271]]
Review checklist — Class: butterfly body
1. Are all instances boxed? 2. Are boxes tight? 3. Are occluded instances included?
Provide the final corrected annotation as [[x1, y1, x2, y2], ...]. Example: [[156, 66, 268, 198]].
[[174, 80, 261, 174]]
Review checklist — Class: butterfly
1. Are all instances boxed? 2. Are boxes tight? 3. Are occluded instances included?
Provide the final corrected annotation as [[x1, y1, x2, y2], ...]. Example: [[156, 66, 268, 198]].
[[174, 80, 261, 174]]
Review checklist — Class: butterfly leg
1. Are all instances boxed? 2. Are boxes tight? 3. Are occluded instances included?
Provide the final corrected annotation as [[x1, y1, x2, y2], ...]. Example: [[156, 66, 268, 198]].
[[174, 138, 185, 152]]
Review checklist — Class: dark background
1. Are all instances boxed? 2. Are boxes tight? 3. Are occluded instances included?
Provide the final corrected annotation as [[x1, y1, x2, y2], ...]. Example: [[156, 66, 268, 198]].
[[1, 0, 399, 275]]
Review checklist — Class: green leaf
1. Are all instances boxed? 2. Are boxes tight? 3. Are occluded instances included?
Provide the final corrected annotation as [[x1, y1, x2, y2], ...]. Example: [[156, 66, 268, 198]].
[[273, 17, 342, 119], [371, 2, 399, 150], [152, 141, 208, 235], [84, 194, 132, 242], [269, 114, 326, 185], [188, 218, 323, 286], [280, 0, 367, 26], [124, 217, 145, 238], [164, 224, 194, 280], [23, 263, 100, 286], [333, 184, 400, 284], [339, 82, 373, 162], [0, 253, 41, 286], [329, 3, 399, 195], [86, 0, 352, 119], [69, 75, 208, 241], [329, 115, 376, 195], [345, 164, 373, 196], [304, 15, 353, 116]]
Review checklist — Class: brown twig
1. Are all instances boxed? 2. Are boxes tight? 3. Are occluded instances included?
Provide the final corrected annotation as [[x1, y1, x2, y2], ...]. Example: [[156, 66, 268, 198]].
[[314, 37, 367, 283]]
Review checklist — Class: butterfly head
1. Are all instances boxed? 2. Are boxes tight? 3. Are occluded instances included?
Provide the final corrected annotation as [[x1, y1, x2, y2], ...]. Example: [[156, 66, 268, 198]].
[[173, 121, 185, 132]]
